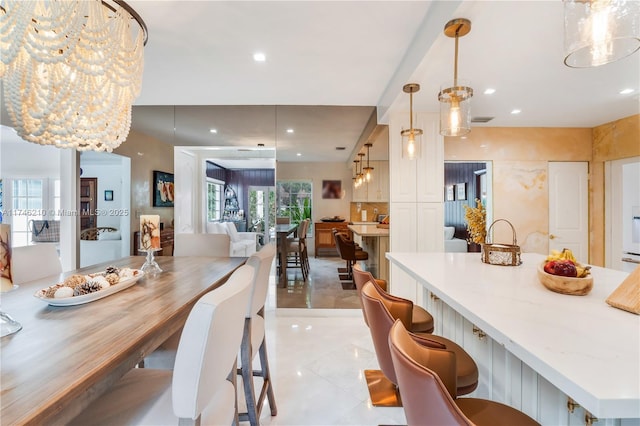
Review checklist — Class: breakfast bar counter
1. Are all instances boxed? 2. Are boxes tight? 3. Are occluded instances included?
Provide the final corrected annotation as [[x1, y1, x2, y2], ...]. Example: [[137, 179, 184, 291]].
[[349, 224, 389, 281], [386, 252, 639, 423]]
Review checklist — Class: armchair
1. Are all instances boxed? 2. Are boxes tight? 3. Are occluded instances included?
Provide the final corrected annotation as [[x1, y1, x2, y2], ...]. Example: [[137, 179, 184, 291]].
[[207, 222, 257, 257]]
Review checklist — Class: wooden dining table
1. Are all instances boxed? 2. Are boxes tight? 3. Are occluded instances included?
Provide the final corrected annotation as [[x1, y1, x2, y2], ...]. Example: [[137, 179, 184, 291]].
[[0, 255, 246, 426], [275, 223, 298, 287]]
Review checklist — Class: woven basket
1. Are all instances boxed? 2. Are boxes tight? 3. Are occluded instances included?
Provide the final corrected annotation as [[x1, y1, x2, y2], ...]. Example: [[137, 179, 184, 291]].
[[481, 219, 522, 266]]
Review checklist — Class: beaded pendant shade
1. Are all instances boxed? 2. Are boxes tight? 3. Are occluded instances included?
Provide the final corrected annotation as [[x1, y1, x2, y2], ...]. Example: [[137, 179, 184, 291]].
[[0, 0, 148, 152]]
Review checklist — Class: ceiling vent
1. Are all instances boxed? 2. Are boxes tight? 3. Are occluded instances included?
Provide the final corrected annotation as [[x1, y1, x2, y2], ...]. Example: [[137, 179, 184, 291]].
[[471, 116, 494, 123], [335, 146, 346, 150]]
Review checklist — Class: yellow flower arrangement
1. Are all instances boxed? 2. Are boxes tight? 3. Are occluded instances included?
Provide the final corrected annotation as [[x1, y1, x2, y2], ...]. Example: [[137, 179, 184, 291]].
[[463, 199, 486, 244]]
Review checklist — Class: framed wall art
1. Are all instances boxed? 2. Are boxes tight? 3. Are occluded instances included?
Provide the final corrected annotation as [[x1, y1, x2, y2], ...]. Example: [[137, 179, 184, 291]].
[[153, 171, 175, 207], [456, 182, 467, 201], [445, 185, 454, 201], [322, 180, 342, 199]]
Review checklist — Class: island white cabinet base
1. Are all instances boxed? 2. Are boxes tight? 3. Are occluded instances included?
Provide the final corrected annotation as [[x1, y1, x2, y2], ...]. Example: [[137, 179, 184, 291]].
[[387, 252, 640, 425]]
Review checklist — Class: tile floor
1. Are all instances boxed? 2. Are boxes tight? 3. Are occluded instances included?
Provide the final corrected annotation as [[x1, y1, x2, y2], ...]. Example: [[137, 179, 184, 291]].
[[242, 279, 407, 425], [241, 252, 406, 425], [276, 255, 362, 309]]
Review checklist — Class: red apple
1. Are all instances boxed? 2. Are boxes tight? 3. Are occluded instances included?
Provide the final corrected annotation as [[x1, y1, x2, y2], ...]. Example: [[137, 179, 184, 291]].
[[553, 260, 578, 277], [544, 260, 557, 274]]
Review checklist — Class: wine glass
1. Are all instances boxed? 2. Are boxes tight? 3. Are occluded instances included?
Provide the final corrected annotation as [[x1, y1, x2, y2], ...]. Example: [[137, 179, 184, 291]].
[[1, 282, 22, 337]]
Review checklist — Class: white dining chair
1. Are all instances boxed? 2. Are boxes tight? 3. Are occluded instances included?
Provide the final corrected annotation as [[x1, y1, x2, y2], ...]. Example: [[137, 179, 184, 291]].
[[11, 244, 62, 285], [144, 232, 234, 368], [238, 243, 277, 425], [174, 233, 231, 257], [68, 264, 255, 426]]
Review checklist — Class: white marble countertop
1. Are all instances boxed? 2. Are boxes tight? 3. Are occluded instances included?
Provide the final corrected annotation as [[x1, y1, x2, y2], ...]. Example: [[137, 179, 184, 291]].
[[386, 252, 640, 419], [348, 224, 389, 237]]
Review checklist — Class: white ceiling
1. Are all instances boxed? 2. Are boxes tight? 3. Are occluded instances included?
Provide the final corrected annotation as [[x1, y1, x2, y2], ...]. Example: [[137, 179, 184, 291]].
[[2, 1, 639, 167]]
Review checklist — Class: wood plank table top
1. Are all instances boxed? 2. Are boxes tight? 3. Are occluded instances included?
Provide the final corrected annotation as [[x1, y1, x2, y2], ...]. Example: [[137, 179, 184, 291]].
[[0, 256, 245, 425]]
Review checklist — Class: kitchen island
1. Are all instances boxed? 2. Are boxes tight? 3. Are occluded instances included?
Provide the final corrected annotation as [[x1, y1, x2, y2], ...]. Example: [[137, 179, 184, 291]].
[[348, 224, 389, 281], [387, 252, 639, 425]]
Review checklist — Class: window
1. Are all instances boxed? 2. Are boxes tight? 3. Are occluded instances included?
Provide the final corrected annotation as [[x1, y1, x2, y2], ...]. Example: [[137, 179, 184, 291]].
[[206, 179, 223, 222], [276, 180, 312, 234], [8, 178, 58, 247]]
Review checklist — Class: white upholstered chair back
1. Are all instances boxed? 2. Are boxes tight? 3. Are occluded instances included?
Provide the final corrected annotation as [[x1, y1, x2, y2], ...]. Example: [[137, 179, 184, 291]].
[[172, 264, 254, 420], [245, 243, 276, 318], [174, 233, 230, 257], [11, 244, 62, 285]]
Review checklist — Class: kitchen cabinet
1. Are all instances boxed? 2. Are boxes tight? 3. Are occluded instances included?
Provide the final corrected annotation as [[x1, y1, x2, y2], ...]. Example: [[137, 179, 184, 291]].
[[314, 222, 351, 257], [352, 161, 389, 202]]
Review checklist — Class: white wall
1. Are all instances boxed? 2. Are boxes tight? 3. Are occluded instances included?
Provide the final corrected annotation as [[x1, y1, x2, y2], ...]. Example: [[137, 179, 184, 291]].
[[79, 164, 123, 229], [276, 161, 353, 223], [1, 139, 60, 177]]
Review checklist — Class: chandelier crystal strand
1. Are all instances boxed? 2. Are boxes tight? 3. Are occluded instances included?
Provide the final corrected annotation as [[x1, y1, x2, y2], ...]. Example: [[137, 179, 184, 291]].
[[0, 0, 147, 152]]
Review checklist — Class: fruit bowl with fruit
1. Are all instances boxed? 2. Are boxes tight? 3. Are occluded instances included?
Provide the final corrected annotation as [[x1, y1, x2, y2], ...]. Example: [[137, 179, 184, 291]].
[[537, 249, 593, 296]]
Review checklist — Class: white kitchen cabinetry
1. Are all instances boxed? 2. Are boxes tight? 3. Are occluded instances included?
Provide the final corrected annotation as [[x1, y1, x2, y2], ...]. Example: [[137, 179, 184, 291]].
[[352, 160, 389, 202]]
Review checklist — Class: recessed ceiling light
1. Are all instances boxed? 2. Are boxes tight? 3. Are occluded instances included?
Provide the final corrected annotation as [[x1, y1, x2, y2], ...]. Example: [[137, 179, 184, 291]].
[[511, 109, 521, 115], [253, 52, 266, 62], [296, 153, 302, 157], [484, 88, 496, 95], [286, 128, 294, 133], [209, 128, 217, 134], [620, 88, 634, 95]]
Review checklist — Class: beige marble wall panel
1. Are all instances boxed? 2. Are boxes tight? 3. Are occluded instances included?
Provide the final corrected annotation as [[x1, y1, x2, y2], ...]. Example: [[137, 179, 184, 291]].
[[590, 161, 605, 266], [590, 114, 639, 265], [114, 130, 174, 254], [592, 115, 640, 162], [445, 127, 592, 162], [492, 162, 548, 255]]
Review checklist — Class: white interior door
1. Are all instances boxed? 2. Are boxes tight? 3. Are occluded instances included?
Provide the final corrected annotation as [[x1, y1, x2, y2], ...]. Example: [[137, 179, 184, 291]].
[[548, 162, 589, 261]]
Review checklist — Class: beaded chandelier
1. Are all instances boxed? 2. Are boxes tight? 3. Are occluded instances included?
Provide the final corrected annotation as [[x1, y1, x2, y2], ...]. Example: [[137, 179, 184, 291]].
[[0, 0, 148, 152]]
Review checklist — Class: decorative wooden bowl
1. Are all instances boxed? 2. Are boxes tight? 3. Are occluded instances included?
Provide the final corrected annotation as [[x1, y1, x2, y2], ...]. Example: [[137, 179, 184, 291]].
[[537, 262, 593, 296]]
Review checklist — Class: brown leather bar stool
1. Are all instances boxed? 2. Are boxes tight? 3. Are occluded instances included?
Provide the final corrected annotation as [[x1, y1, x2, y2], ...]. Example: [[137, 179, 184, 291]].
[[333, 231, 368, 281], [352, 264, 433, 333], [360, 282, 478, 407], [287, 219, 310, 280], [389, 320, 540, 426]]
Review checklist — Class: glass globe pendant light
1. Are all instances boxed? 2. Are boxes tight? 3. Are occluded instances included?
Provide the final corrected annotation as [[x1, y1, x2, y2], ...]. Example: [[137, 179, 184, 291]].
[[438, 18, 473, 137]]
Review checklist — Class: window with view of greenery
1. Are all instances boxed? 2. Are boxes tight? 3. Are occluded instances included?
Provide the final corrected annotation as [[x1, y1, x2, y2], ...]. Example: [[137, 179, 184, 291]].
[[207, 179, 223, 222], [276, 180, 312, 234]]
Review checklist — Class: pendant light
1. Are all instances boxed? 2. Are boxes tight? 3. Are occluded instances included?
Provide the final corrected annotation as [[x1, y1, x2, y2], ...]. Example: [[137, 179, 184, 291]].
[[0, 0, 148, 152], [357, 153, 366, 187], [438, 18, 473, 137], [563, 0, 640, 68], [352, 160, 359, 188], [363, 143, 374, 182], [400, 83, 422, 160]]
